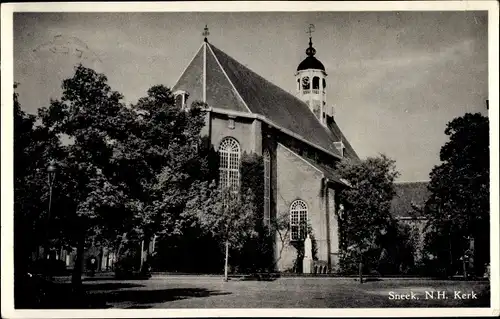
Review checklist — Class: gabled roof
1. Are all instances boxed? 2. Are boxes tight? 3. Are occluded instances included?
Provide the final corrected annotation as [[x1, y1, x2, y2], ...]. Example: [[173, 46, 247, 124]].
[[279, 142, 351, 188], [172, 41, 358, 160], [390, 181, 430, 218], [308, 160, 352, 188]]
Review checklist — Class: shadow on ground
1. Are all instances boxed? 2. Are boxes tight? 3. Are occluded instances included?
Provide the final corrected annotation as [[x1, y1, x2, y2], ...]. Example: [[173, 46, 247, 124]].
[[83, 283, 144, 291], [238, 273, 280, 282], [17, 280, 231, 309], [89, 288, 231, 308]]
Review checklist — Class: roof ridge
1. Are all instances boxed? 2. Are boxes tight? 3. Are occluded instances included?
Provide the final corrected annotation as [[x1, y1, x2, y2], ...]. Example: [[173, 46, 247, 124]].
[[206, 43, 252, 113]]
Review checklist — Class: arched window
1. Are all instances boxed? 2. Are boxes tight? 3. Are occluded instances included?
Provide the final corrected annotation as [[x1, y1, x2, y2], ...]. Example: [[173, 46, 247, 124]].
[[219, 137, 241, 192], [290, 200, 308, 241], [323, 78, 326, 90], [297, 79, 300, 92], [312, 76, 320, 90], [263, 149, 271, 226]]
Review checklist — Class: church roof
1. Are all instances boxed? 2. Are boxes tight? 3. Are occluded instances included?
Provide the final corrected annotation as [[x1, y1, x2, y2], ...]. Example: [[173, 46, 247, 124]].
[[172, 41, 358, 160], [326, 119, 358, 161], [308, 160, 351, 188], [390, 181, 430, 219]]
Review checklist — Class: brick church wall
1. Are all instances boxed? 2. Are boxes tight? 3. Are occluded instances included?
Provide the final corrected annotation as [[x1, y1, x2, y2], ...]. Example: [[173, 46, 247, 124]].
[[207, 113, 340, 273], [209, 113, 261, 154], [327, 187, 340, 272], [275, 143, 328, 272]]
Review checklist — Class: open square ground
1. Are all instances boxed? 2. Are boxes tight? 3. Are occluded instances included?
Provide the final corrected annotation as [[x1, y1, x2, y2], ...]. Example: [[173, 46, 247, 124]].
[[54, 276, 491, 309]]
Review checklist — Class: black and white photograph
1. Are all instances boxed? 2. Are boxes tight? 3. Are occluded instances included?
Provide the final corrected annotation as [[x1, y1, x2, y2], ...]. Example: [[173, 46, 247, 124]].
[[1, 1, 498, 317]]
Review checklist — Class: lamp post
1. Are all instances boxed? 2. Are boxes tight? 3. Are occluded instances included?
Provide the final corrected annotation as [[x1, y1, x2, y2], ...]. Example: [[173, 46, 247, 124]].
[[44, 160, 57, 260]]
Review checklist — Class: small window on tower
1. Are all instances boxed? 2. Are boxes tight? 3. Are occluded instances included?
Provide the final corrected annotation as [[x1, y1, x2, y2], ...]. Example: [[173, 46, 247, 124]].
[[313, 77, 320, 90], [323, 78, 326, 89], [302, 76, 310, 90], [297, 79, 300, 91]]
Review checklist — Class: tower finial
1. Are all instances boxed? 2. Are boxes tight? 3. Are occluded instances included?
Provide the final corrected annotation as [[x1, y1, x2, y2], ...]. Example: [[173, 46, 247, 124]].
[[305, 24, 316, 56], [203, 25, 210, 42]]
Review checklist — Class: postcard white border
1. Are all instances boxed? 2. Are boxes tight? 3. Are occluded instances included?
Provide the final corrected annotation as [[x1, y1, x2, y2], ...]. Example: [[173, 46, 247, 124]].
[[2, 1, 499, 318]]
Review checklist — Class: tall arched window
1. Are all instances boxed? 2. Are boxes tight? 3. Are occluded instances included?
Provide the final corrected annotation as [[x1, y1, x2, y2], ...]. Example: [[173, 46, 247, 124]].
[[263, 149, 271, 226], [219, 137, 241, 192], [290, 200, 308, 241]]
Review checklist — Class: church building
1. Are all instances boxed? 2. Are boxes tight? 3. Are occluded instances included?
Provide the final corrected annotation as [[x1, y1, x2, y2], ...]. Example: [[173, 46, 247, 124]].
[[172, 27, 359, 273]]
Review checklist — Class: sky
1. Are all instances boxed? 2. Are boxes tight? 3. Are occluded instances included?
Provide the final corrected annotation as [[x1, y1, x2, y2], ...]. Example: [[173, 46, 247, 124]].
[[13, 11, 488, 182]]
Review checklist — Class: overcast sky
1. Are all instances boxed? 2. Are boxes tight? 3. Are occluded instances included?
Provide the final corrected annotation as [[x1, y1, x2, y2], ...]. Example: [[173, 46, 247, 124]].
[[14, 11, 488, 181]]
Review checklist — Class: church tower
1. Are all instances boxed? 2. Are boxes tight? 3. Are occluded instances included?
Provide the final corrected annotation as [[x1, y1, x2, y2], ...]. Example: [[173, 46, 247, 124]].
[[296, 24, 330, 126]]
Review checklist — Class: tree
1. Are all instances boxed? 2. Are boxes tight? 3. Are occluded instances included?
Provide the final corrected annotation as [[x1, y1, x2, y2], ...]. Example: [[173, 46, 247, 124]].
[[38, 64, 137, 288], [424, 113, 489, 277], [19, 63, 218, 289], [231, 152, 274, 273], [185, 182, 259, 281], [36, 63, 217, 283], [127, 86, 211, 242], [14, 83, 68, 275], [335, 154, 400, 282], [118, 86, 217, 273]]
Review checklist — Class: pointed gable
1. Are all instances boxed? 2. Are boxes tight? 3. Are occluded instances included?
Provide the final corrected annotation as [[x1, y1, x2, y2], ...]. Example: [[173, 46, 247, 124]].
[[172, 44, 204, 104], [205, 45, 249, 112], [172, 43, 248, 113]]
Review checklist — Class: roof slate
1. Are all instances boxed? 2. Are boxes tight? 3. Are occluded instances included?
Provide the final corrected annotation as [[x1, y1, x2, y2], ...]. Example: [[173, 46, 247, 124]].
[[309, 160, 351, 187], [173, 41, 359, 160], [172, 46, 204, 104], [326, 119, 359, 160]]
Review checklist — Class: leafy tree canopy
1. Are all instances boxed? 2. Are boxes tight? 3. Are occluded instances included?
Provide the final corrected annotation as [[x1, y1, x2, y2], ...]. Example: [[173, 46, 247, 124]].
[[424, 112, 489, 275], [336, 154, 400, 253]]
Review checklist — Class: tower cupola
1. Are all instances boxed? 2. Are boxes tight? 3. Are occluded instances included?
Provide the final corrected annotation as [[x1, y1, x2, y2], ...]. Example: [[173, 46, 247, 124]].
[[297, 37, 325, 72], [296, 24, 331, 126]]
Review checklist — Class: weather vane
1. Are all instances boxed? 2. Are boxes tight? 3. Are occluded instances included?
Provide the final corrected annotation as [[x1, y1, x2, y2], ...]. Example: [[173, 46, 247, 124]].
[[203, 25, 210, 42], [306, 24, 315, 38]]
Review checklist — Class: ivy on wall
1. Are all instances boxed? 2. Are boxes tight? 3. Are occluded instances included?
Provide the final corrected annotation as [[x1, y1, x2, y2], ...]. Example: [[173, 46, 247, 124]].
[[240, 152, 264, 219], [230, 152, 276, 273]]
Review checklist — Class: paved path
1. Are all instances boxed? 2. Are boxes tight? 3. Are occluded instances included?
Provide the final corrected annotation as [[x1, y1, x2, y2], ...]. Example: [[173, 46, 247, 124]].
[[79, 276, 490, 308]]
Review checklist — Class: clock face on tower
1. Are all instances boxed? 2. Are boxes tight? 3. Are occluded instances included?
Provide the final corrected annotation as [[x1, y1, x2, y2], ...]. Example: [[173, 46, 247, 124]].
[[302, 77, 310, 89]]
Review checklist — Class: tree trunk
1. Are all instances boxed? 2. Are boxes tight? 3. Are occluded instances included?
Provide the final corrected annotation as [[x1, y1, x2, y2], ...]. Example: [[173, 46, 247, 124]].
[[224, 240, 229, 282], [463, 257, 468, 280], [139, 240, 145, 272], [116, 232, 127, 258], [71, 231, 85, 291], [448, 232, 453, 278], [359, 255, 363, 284], [43, 186, 54, 262]]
